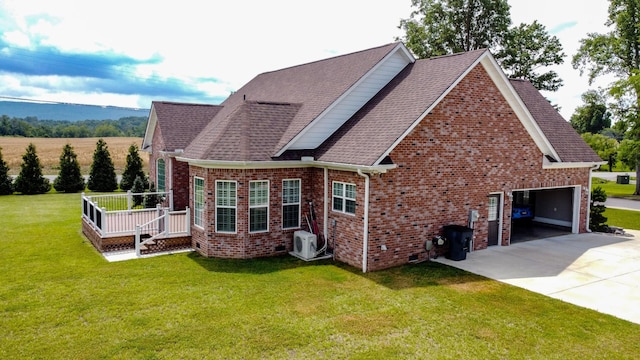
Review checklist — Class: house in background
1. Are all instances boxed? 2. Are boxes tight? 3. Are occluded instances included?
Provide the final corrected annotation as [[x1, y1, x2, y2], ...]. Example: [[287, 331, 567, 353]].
[[141, 42, 603, 272]]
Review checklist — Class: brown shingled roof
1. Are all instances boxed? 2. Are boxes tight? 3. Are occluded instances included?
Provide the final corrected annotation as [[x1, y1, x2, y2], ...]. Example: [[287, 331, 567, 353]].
[[509, 79, 602, 163], [315, 49, 487, 166], [207, 101, 302, 161], [153, 101, 221, 151], [182, 43, 401, 161]]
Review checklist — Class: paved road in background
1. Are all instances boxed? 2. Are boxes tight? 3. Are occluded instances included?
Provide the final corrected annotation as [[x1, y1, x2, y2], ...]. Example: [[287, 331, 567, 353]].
[[592, 172, 639, 211]]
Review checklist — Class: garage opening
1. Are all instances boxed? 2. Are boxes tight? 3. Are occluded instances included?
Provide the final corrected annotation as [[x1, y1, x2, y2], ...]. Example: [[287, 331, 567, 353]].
[[511, 187, 576, 243]]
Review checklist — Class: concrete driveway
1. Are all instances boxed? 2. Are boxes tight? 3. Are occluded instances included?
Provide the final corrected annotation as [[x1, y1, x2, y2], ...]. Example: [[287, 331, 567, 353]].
[[434, 230, 640, 324]]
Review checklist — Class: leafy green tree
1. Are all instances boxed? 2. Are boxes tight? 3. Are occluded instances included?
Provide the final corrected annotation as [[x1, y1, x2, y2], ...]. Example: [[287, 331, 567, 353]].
[[399, 0, 511, 58], [399, 0, 565, 91], [573, 0, 640, 190], [589, 186, 608, 232], [131, 176, 146, 207], [618, 139, 640, 193], [581, 133, 619, 171], [53, 144, 85, 193], [0, 146, 13, 195], [570, 90, 612, 134], [13, 143, 51, 195], [496, 21, 565, 91], [93, 123, 122, 137], [120, 144, 148, 191], [88, 139, 118, 192]]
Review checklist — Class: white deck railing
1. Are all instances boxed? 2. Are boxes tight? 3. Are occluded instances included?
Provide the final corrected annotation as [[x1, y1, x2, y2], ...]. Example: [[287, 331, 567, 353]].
[[135, 207, 191, 256], [81, 191, 185, 237]]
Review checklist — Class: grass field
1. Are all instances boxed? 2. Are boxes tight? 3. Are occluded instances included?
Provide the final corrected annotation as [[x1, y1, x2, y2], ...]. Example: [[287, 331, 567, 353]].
[[1, 193, 639, 359], [604, 207, 640, 230], [0, 137, 147, 175], [592, 177, 640, 201]]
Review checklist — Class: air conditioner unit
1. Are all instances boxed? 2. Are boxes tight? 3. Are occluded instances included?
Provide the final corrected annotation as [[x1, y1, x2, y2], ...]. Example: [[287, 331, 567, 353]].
[[293, 230, 317, 260]]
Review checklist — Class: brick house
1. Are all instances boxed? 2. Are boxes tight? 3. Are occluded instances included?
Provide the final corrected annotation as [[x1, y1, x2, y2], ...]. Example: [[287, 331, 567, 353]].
[[142, 42, 602, 272]]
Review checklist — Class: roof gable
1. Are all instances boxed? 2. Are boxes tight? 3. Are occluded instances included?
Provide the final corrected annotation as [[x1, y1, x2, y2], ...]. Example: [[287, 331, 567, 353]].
[[314, 49, 489, 166], [142, 101, 221, 152]]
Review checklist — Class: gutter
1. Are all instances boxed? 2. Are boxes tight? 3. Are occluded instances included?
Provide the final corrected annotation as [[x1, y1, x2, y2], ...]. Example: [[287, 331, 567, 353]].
[[543, 161, 606, 170], [357, 169, 370, 273], [176, 156, 396, 174]]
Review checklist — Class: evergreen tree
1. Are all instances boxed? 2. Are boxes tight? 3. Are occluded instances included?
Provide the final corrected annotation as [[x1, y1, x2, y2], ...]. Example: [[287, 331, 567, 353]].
[[53, 144, 85, 193], [144, 182, 160, 208], [88, 139, 118, 192], [589, 186, 608, 232], [131, 175, 146, 207], [0, 146, 13, 195], [120, 144, 148, 191], [13, 143, 51, 195]]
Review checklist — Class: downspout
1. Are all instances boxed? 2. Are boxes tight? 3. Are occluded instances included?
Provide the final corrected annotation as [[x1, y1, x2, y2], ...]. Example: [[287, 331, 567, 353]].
[[585, 164, 599, 232], [357, 169, 370, 273], [323, 168, 329, 252]]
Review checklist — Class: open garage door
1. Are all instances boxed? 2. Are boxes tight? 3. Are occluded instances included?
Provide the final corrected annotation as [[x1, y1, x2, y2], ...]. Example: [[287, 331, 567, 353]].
[[511, 187, 580, 243]]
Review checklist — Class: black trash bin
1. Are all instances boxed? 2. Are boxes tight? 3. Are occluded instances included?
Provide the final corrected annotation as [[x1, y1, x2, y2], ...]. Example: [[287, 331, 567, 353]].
[[443, 225, 473, 261], [617, 175, 630, 184]]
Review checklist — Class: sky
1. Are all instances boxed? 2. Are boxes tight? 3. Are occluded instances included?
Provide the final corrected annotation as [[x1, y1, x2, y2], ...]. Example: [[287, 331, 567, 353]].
[[0, 0, 611, 119]]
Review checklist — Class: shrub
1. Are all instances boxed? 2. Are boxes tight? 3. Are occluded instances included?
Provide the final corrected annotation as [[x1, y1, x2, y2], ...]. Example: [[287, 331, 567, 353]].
[[0, 146, 13, 195], [590, 186, 608, 232], [53, 144, 85, 193], [13, 143, 51, 195], [131, 175, 146, 207], [87, 139, 118, 192], [120, 144, 148, 191]]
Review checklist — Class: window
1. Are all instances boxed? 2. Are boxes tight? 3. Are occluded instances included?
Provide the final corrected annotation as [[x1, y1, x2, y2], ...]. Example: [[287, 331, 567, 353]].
[[157, 158, 166, 192], [194, 177, 204, 228], [282, 179, 300, 229], [249, 180, 269, 232], [333, 181, 356, 215], [216, 181, 237, 233]]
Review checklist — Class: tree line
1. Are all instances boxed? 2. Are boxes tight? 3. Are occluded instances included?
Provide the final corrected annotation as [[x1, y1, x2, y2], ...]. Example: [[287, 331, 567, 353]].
[[0, 140, 152, 197], [0, 115, 147, 138]]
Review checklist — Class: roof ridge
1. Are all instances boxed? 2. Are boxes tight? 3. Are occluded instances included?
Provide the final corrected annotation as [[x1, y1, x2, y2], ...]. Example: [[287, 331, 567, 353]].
[[260, 42, 401, 75], [154, 100, 221, 107], [425, 48, 488, 61]]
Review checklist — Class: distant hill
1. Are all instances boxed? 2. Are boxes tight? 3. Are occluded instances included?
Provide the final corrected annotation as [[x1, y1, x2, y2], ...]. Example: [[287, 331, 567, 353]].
[[0, 100, 149, 121]]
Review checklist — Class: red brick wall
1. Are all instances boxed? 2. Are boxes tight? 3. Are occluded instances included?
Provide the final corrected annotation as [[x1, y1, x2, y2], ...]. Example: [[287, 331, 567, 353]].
[[189, 166, 317, 259], [172, 159, 189, 210], [325, 170, 366, 269], [364, 64, 592, 271]]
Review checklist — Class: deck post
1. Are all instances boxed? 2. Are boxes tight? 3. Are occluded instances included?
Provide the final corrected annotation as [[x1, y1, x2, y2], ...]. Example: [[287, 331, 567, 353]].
[[135, 225, 141, 257], [100, 207, 107, 237], [169, 190, 174, 211], [127, 190, 132, 211], [185, 207, 191, 236]]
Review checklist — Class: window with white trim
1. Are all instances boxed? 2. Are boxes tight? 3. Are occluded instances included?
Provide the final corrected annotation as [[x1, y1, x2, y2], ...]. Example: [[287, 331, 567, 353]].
[[157, 158, 166, 192], [333, 181, 356, 215], [249, 180, 269, 233], [216, 180, 237, 233], [194, 176, 204, 228], [282, 179, 301, 229]]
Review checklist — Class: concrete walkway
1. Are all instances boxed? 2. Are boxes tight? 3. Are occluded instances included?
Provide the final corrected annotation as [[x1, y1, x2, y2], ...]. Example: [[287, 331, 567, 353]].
[[433, 230, 640, 324]]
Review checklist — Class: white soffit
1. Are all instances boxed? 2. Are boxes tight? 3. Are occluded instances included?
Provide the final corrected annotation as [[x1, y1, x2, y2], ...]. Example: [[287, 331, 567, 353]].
[[279, 44, 415, 154]]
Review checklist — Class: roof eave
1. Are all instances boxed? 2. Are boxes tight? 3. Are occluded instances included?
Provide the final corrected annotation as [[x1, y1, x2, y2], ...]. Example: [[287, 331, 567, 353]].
[[141, 105, 157, 152], [175, 156, 396, 174], [542, 161, 606, 169]]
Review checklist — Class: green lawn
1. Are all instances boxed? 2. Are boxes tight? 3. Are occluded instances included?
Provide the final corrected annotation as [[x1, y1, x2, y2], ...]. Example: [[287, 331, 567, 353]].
[[604, 207, 640, 230], [1, 193, 639, 359], [592, 177, 640, 200]]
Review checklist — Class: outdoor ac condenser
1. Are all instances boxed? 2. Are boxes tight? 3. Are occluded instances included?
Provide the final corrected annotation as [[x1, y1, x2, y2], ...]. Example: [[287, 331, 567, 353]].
[[293, 230, 317, 260]]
